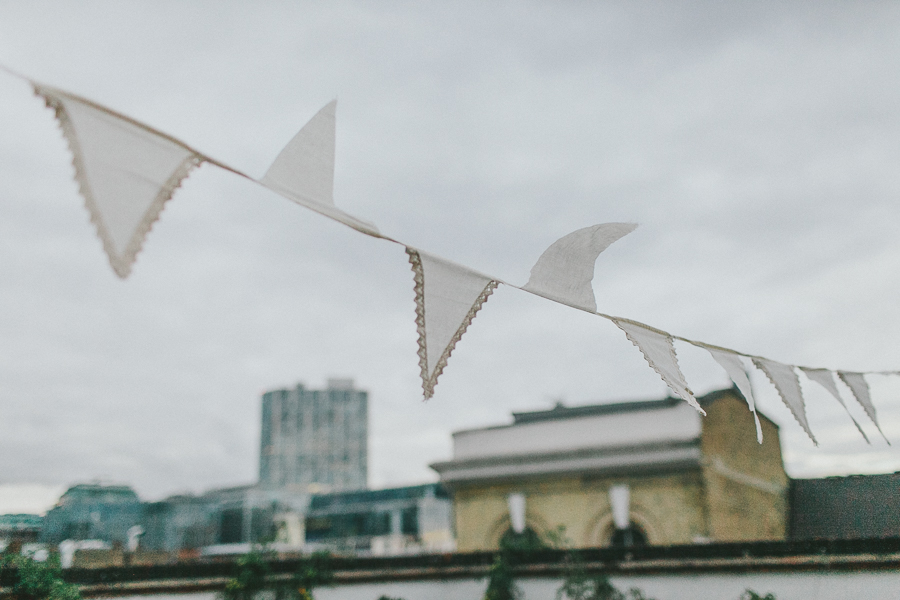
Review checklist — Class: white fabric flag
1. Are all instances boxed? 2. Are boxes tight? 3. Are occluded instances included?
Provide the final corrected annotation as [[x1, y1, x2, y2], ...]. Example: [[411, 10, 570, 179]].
[[800, 368, 870, 444], [523, 223, 637, 312], [837, 371, 889, 444], [752, 358, 816, 444], [406, 248, 498, 399], [706, 348, 763, 443], [614, 319, 704, 414], [34, 84, 204, 278], [260, 100, 379, 237]]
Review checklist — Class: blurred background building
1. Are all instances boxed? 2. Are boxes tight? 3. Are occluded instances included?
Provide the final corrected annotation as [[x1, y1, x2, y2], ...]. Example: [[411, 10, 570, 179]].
[[789, 472, 900, 540], [8, 382, 900, 565], [40, 483, 143, 547], [0, 514, 42, 545], [259, 379, 368, 493], [304, 483, 454, 555], [432, 387, 789, 551]]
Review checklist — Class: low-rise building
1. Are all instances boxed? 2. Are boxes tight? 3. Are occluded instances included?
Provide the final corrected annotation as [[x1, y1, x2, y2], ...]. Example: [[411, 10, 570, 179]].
[[304, 483, 454, 555], [40, 483, 143, 546], [789, 472, 900, 540], [431, 387, 789, 551], [141, 494, 220, 552], [140, 485, 311, 552], [0, 514, 42, 545]]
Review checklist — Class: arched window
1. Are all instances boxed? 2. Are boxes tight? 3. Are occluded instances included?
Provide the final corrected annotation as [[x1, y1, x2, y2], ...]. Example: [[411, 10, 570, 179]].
[[607, 521, 647, 548]]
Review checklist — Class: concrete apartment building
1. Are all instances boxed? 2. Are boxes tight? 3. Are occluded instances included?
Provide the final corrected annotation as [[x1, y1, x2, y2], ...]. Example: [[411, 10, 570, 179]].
[[432, 387, 789, 551], [259, 378, 368, 493]]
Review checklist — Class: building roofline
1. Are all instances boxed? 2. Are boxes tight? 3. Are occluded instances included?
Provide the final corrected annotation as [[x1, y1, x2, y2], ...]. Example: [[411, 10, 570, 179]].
[[431, 439, 700, 472], [200, 484, 257, 497], [510, 396, 682, 425], [790, 471, 900, 483], [696, 385, 780, 430], [453, 386, 770, 437]]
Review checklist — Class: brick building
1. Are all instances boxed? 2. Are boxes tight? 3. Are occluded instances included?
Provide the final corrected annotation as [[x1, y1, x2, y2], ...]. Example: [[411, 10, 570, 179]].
[[431, 387, 788, 551]]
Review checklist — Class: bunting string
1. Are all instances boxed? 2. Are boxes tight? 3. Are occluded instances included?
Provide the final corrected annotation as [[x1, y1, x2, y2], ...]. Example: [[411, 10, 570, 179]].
[[2, 65, 894, 445]]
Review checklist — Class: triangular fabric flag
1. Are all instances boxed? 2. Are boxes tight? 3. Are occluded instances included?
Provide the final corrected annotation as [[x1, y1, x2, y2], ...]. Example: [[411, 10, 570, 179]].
[[34, 84, 204, 278], [752, 358, 817, 444], [705, 347, 762, 443], [406, 247, 498, 400], [800, 368, 870, 444], [837, 371, 889, 444], [613, 319, 704, 414], [522, 223, 637, 312], [260, 100, 379, 237]]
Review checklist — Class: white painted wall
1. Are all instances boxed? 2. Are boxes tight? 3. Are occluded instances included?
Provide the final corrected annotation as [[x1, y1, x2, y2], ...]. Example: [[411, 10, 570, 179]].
[[115, 571, 900, 600]]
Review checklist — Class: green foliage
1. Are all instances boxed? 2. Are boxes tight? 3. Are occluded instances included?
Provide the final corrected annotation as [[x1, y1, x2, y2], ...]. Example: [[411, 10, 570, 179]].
[[741, 591, 777, 600], [222, 549, 272, 600], [483, 553, 519, 600], [542, 525, 571, 549], [556, 572, 655, 600], [220, 548, 334, 600], [550, 526, 655, 600], [498, 527, 547, 552], [1, 554, 82, 600], [482, 526, 551, 600], [478, 526, 543, 600], [292, 552, 333, 600]]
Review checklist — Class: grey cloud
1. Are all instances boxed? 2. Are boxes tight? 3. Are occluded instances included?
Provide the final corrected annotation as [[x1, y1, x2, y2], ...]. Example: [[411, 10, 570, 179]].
[[1, 2, 899, 497]]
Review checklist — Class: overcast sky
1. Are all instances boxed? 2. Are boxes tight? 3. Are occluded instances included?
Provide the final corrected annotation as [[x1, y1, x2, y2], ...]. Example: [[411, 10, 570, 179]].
[[2, 1, 900, 509]]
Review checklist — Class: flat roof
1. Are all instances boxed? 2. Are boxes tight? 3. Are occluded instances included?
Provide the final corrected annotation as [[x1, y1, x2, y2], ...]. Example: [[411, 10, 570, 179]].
[[454, 386, 766, 436]]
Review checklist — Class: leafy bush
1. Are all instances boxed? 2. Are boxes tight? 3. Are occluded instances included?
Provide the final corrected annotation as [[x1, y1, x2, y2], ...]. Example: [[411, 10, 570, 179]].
[[221, 549, 271, 600], [482, 527, 550, 600], [483, 553, 519, 600], [549, 526, 655, 600], [1, 554, 82, 600], [220, 549, 333, 600], [292, 552, 333, 600]]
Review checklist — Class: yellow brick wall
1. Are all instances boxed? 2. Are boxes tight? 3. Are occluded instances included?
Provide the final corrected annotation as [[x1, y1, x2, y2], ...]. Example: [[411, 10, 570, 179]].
[[453, 472, 707, 551], [700, 391, 789, 541], [449, 390, 789, 551]]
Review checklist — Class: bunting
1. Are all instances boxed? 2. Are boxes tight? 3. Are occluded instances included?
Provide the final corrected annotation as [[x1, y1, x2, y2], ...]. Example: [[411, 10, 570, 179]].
[[34, 84, 205, 278], [800, 368, 869, 443], [1, 67, 895, 444], [406, 248, 498, 399], [705, 347, 763, 443], [838, 372, 889, 444], [522, 223, 637, 311], [752, 358, 817, 444], [259, 100, 379, 237], [613, 319, 704, 414]]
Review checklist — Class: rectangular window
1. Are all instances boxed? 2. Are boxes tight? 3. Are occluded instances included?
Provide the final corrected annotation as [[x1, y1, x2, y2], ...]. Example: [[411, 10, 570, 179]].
[[401, 506, 419, 536]]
